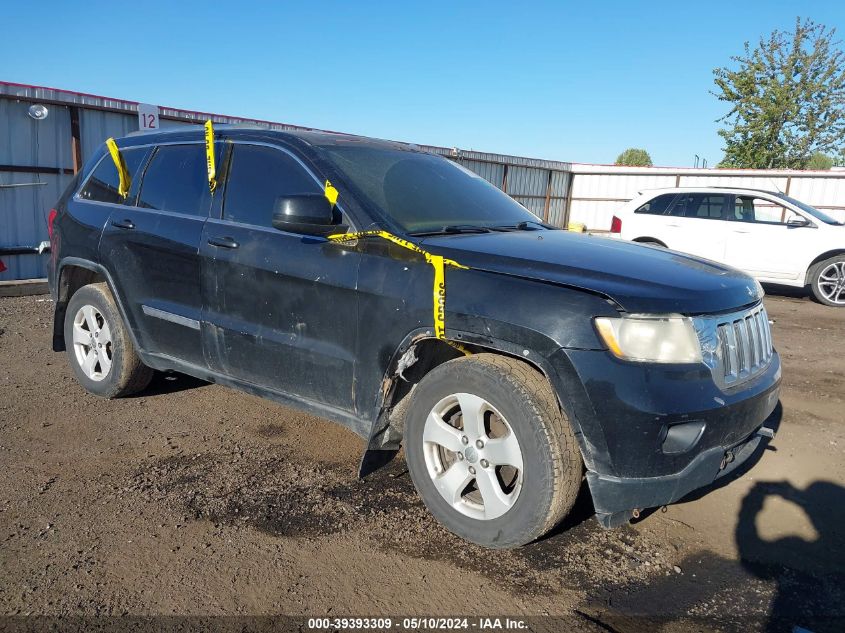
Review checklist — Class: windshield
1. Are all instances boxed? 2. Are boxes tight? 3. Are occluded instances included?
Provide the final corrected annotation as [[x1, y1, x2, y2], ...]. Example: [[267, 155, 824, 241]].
[[316, 145, 540, 233], [776, 193, 843, 225]]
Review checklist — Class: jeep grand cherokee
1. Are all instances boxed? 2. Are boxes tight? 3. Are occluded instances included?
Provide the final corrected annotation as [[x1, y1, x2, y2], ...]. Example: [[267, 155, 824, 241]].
[[48, 127, 781, 548]]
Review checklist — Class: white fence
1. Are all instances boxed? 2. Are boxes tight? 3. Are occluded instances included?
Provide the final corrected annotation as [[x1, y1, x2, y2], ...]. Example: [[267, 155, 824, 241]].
[[567, 165, 845, 231]]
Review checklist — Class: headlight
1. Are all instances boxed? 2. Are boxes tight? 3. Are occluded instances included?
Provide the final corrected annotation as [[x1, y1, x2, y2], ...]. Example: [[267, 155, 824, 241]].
[[594, 316, 702, 363]]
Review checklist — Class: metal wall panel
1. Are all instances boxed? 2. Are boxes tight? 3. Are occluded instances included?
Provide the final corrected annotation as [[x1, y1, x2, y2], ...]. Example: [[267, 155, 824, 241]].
[[507, 166, 548, 196], [550, 170, 570, 197], [547, 198, 567, 226], [0, 99, 72, 168], [457, 159, 505, 189], [79, 109, 137, 160], [0, 172, 69, 280], [512, 196, 544, 218]]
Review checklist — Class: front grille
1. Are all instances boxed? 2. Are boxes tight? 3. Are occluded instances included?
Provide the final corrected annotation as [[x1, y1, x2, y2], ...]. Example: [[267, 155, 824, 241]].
[[715, 305, 773, 386]]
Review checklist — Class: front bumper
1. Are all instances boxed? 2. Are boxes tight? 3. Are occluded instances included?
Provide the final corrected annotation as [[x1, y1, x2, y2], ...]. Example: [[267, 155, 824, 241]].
[[588, 420, 769, 526], [548, 347, 781, 522]]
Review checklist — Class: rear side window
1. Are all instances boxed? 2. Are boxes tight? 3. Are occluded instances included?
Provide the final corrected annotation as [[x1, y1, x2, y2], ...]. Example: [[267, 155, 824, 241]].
[[669, 194, 726, 219], [223, 144, 323, 227], [634, 194, 676, 215], [137, 144, 210, 216], [78, 148, 148, 204]]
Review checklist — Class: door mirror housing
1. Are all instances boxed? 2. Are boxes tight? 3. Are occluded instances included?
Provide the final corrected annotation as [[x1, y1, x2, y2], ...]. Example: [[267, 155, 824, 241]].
[[786, 216, 811, 228], [271, 194, 347, 237]]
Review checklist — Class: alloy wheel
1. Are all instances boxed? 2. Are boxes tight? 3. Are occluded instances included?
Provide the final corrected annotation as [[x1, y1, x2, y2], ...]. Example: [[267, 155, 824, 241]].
[[72, 304, 113, 381], [422, 392, 523, 520], [818, 262, 845, 305]]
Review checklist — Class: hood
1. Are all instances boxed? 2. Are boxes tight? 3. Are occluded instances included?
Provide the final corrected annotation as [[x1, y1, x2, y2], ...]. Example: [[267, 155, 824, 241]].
[[420, 230, 762, 315]]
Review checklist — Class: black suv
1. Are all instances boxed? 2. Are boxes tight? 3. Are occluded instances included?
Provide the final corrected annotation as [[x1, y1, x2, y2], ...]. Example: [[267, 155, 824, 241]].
[[48, 127, 781, 548]]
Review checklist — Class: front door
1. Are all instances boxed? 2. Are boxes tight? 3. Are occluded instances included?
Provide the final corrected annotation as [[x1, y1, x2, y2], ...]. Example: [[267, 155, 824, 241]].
[[724, 194, 809, 282], [99, 143, 214, 367], [201, 142, 360, 412]]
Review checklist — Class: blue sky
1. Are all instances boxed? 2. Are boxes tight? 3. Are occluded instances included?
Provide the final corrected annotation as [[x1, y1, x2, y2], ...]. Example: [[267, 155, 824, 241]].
[[3, 1, 843, 166]]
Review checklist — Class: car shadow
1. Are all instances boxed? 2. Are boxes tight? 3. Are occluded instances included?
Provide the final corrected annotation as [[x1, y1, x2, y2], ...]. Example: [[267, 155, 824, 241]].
[[129, 371, 209, 398], [761, 283, 813, 302], [735, 479, 845, 632]]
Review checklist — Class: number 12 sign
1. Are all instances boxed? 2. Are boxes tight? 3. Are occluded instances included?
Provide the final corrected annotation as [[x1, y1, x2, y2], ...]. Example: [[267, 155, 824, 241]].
[[137, 103, 160, 131]]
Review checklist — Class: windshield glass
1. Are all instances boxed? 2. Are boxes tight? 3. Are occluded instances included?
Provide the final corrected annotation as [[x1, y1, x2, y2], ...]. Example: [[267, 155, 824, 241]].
[[776, 193, 843, 225], [316, 145, 539, 233]]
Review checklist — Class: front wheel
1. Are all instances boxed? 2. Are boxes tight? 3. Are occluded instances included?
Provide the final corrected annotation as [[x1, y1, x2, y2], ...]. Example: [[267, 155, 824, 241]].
[[809, 255, 845, 307], [404, 353, 582, 548]]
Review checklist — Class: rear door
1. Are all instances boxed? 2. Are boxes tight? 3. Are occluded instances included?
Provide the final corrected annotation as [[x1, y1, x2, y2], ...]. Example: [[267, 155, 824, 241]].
[[661, 193, 730, 262], [624, 193, 678, 242], [99, 143, 213, 367], [201, 142, 360, 412]]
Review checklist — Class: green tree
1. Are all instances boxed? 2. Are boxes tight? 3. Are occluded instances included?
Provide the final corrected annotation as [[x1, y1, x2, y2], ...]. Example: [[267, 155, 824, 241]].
[[713, 18, 845, 169], [806, 152, 834, 170], [615, 148, 653, 167]]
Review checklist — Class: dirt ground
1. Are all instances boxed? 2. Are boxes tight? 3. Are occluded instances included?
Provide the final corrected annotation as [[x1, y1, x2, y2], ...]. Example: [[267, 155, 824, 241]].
[[0, 291, 843, 632]]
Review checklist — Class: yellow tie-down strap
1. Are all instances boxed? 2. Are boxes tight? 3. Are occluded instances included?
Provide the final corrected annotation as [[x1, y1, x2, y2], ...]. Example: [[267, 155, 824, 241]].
[[204, 120, 217, 193], [105, 138, 130, 199], [327, 230, 471, 355]]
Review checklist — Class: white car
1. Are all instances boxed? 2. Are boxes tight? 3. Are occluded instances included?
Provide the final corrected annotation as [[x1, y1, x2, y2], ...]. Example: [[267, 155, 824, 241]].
[[611, 187, 845, 307]]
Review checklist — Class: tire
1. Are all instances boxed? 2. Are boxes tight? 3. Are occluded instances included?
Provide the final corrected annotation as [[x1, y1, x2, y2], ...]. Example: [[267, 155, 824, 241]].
[[64, 283, 154, 398], [809, 255, 845, 307], [404, 353, 582, 548]]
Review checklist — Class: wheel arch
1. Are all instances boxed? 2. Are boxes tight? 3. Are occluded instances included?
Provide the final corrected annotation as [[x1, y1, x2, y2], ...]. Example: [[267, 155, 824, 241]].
[[52, 258, 135, 353], [632, 236, 668, 248], [804, 249, 845, 285], [359, 328, 589, 477]]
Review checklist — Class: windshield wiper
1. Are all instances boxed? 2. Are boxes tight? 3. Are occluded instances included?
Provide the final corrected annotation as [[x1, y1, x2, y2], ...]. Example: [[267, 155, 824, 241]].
[[490, 220, 549, 231], [408, 225, 493, 237]]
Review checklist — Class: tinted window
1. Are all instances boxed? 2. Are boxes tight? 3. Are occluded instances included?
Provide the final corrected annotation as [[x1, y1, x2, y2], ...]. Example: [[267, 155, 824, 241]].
[[137, 144, 210, 216], [78, 148, 148, 204], [733, 196, 800, 224], [634, 194, 676, 215], [669, 194, 726, 219], [316, 145, 538, 233], [223, 145, 322, 227]]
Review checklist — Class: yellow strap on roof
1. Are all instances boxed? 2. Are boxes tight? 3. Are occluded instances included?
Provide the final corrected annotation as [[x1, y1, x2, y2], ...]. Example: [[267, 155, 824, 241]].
[[327, 230, 470, 355], [105, 138, 130, 199]]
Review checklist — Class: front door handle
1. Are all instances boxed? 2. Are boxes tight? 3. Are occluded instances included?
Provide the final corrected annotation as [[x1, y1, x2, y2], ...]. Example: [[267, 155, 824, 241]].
[[111, 219, 135, 230], [207, 236, 239, 249]]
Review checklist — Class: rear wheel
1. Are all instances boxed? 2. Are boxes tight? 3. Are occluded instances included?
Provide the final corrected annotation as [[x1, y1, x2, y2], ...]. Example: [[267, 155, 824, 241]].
[[404, 353, 582, 548], [809, 255, 845, 307], [64, 283, 154, 397]]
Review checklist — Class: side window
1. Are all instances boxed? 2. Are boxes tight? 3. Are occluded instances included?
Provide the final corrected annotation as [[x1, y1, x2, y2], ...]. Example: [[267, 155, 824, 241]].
[[670, 194, 726, 219], [733, 196, 800, 224], [634, 194, 677, 215], [223, 144, 323, 227], [78, 148, 148, 204], [136, 144, 210, 216]]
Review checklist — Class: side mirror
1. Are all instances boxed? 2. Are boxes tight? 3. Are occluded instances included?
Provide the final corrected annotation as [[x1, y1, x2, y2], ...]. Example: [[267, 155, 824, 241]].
[[786, 216, 811, 228], [271, 194, 347, 237]]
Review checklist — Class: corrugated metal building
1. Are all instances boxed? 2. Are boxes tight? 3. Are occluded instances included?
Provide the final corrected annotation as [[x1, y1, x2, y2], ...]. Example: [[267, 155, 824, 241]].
[[2, 80, 843, 280]]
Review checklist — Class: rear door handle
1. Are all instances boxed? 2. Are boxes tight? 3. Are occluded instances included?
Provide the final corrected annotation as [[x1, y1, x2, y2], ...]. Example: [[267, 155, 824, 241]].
[[111, 219, 135, 230], [207, 236, 239, 249]]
